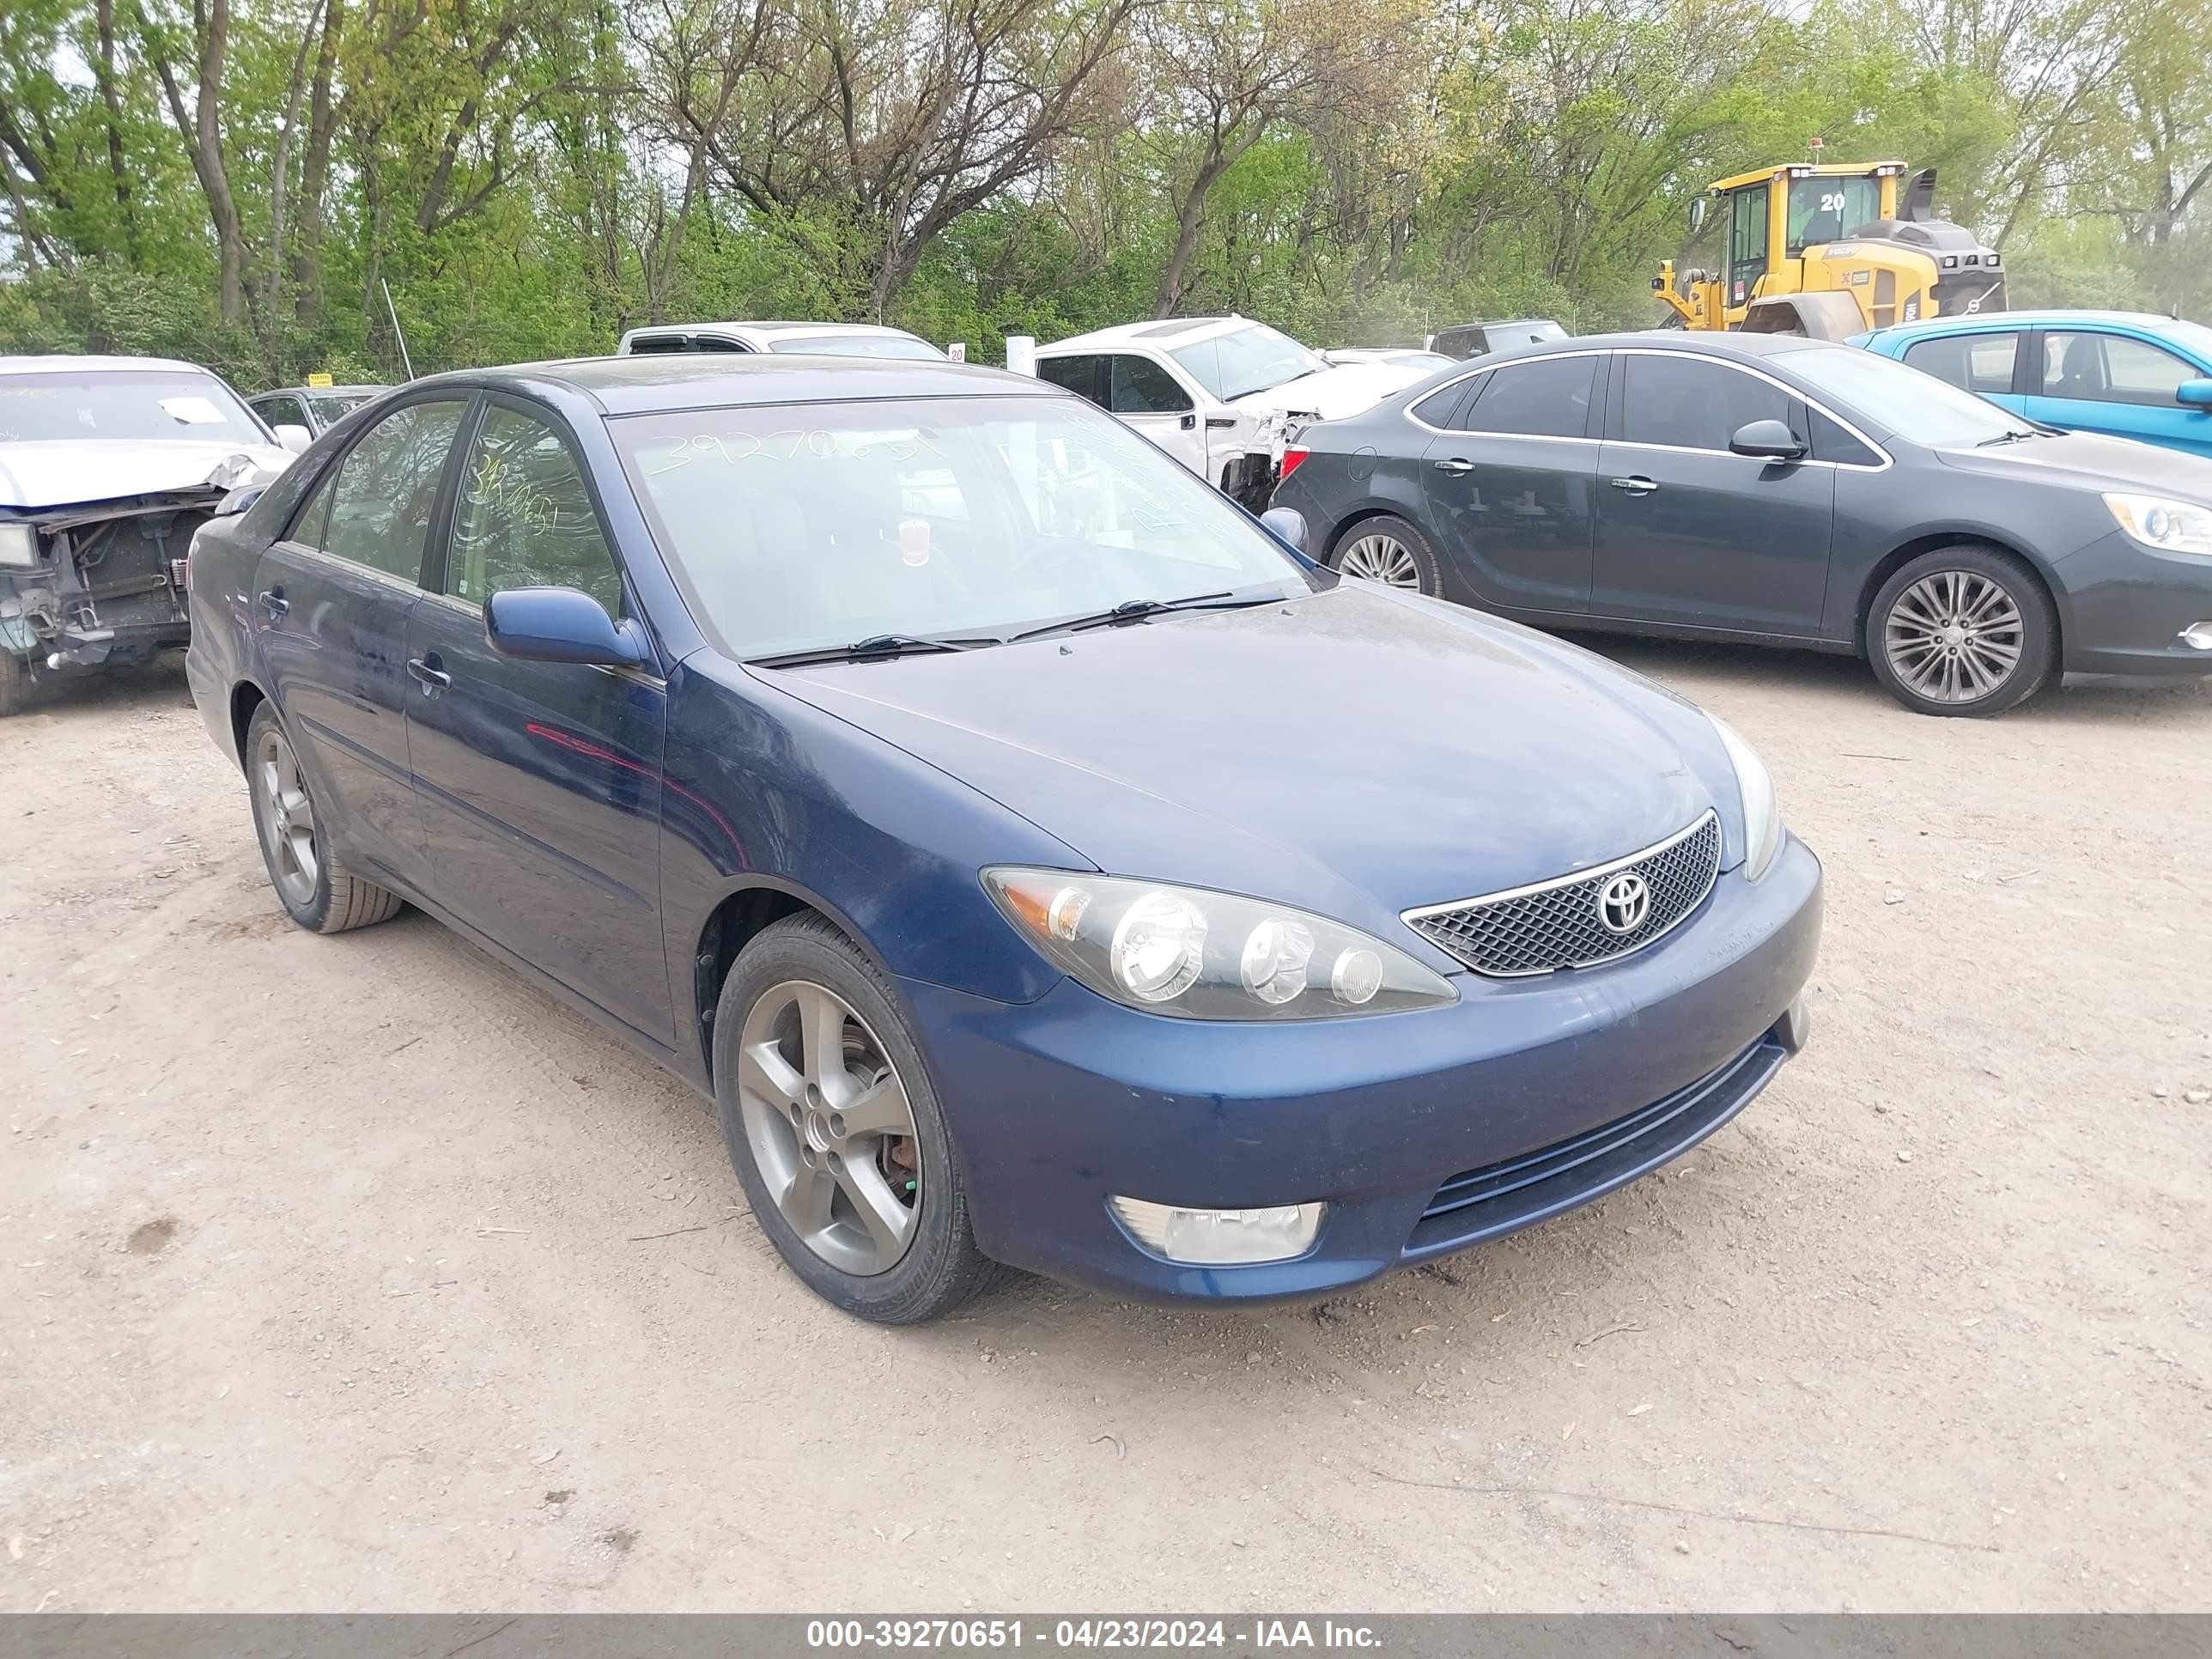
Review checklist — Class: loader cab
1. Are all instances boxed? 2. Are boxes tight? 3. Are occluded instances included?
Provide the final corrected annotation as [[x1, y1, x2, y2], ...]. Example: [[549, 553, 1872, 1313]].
[[1714, 163, 1901, 314]]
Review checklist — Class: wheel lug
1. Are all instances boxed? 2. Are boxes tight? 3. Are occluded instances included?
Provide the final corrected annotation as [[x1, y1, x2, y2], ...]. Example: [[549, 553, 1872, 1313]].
[[826, 1149, 842, 1171], [829, 1112, 846, 1138]]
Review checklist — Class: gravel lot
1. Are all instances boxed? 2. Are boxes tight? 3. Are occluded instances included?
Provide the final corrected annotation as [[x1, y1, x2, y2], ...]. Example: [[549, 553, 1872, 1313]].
[[3, 645, 2207, 1613]]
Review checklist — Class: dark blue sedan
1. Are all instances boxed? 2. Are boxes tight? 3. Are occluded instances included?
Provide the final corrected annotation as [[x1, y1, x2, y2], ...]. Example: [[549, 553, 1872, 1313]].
[[185, 356, 1822, 1322]]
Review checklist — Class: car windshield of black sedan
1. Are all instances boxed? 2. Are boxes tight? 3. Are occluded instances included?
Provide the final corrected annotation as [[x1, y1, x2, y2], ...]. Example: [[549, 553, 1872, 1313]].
[[0, 368, 266, 444], [612, 394, 1312, 659], [1779, 343, 2028, 447]]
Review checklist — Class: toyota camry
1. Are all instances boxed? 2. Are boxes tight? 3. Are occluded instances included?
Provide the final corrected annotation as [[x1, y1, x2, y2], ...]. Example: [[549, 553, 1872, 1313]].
[[185, 355, 1822, 1322]]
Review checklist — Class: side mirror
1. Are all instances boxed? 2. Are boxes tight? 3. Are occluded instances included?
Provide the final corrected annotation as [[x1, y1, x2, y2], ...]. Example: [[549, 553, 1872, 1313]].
[[274, 423, 312, 454], [1259, 505, 1308, 554], [1688, 197, 1711, 236], [485, 586, 646, 668], [2176, 379, 2212, 409], [1729, 418, 1808, 461]]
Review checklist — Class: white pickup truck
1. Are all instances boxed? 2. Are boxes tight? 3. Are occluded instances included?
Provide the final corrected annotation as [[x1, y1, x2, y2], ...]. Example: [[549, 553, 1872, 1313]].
[[1030, 318, 1433, 509]]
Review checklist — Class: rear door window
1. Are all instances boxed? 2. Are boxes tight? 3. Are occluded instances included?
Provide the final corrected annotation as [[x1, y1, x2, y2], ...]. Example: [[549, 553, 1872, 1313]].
[[1458, 356, 1599, 439], [1037, 355, 1106, 408], [320, 399, 469, 583], [1903, 332, 2020, 395]]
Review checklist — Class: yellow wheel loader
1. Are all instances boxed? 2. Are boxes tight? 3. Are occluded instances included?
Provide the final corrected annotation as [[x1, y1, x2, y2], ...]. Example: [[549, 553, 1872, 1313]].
[[1654, 162, 2007, 332]]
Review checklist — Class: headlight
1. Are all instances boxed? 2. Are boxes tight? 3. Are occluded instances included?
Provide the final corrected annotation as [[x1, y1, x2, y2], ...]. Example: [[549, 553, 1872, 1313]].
[[983, 869, 1457, 1020], [1709, 715, 1781, 880], [0, 523, 37, 567], [2105, 493, 2212, 556]]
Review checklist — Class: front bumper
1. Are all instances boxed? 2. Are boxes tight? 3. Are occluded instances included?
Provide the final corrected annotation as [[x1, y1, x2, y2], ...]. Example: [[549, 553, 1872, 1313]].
[[906, 833, 1822, 1303], [2053, 531, 2212, 678]]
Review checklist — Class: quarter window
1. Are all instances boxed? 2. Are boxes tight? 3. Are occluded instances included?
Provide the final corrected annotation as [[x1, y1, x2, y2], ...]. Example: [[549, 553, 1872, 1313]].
[[448, 406, 624, 616], [1902, 332, 2020, 395], [1457, 356, 1598, 440], [1619, 355, 1800, 453], [321, 399, 467, 582], [2043, 332, 2197, 408], [1107, 356, 1193, 415]]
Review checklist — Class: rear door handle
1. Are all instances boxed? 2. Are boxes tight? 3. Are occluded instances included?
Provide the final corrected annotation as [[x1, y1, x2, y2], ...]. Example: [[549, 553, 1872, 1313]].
[[258, 587, 289, 617], [406, 656, 451, 693], [1609, 476, 1658, 495], [1433, 457, 1475, 476]]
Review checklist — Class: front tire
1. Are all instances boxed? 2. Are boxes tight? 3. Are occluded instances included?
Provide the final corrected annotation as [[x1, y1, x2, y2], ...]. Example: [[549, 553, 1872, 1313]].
[[1866, 544, 2056, 717], [0, 650, 30, 717], [1329, 514, 1443, 597], [712, 913, 1012, 1324], [245, 703, 405, 933]]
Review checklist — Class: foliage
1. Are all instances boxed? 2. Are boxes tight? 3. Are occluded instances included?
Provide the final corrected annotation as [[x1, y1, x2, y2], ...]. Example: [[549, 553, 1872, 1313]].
[[1, 0, 2203, 388]]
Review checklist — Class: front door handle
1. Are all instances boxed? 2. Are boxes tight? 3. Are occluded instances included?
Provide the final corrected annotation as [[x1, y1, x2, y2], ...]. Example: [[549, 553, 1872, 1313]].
[[406, 655, 451, 694], [1433, 457, 1475, 476], [258, 587, 289, 617], [1609, 475, 1658, 495]]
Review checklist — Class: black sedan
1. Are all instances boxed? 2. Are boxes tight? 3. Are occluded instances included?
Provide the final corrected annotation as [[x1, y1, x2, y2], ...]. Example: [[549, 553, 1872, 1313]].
[[1269, 331, 2212, 715]]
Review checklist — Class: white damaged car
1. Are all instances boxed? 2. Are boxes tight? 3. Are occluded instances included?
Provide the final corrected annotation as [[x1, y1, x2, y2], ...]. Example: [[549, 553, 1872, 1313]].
[[0, 356, 300, 713], [1031, 318, 1434, 509]]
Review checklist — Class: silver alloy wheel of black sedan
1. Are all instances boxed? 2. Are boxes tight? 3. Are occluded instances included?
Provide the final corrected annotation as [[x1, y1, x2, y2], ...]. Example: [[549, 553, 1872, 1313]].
[[736, 979, 922, 1276], [252, 723, 320, 908], [1338, 532, 1424, 588], [1881, 568, 2027, 704]]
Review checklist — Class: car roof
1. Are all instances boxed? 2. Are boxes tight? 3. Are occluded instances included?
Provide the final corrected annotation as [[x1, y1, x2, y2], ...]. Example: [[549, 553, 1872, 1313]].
[[1037, 317, 1255, 353], [412, 352, 1061, 416], [0, 354, 214, 376], [254, 384, 386, 398], [1457, 330, 1841, 368], [623, 320, 923, 340], [1867, 310, 2191, 339]]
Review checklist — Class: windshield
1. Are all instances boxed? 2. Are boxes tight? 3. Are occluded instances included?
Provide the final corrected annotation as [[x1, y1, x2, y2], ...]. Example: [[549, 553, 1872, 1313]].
[[1170, 324, 1328, 402], [308, 392, 376, 422], [1787, 176, 1882, 253], [1777, 343, 2028, 447], [612, 394, 1311, 660], [0, 368, 266, 445], [2157, 318, 2212, 366], [764, 334, 945, 361]]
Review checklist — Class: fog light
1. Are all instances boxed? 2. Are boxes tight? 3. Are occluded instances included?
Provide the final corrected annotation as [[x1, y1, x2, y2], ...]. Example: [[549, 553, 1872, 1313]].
[[2180, 623, 2212, 652], [1109, 1197, 1325, 1265]]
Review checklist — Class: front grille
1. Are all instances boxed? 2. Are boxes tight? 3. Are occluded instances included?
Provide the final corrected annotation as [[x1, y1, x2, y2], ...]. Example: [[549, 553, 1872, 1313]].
[[1403, 812, 1720, 977]]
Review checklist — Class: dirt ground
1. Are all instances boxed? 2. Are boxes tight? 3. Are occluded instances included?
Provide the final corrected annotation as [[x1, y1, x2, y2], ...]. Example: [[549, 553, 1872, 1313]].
[[2, 644, 2208, 1613]]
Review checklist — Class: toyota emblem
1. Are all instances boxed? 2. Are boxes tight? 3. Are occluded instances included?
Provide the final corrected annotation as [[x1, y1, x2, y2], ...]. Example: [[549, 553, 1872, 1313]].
[[1597, 872, 1650, 933]]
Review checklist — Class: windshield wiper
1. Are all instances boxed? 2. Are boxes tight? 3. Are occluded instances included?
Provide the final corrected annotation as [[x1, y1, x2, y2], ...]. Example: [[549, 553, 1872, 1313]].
[[1011, 591, 1280, 642], [745, 632, 1001, 668], [1977, 428, 2040, 447]]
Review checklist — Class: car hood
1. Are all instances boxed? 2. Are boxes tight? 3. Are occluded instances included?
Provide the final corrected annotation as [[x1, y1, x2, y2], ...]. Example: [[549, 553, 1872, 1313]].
[[1228, 362, 1431, 423], [0, 439, 295, 511], [764, 585, 1729, 942], [1934, 428, 2212, 504]]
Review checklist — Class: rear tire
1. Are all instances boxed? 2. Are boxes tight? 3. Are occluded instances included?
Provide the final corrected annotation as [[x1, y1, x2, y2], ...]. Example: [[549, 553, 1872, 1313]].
[[244, 702, 405, 933], [1866, 544, 2056, 718], [712, 913, 1012, 1324], [1329, 514, 1443, 598]]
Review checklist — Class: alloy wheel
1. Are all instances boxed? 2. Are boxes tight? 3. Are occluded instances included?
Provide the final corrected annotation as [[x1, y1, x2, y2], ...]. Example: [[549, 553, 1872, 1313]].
[[1882, 569, 2025, 704], [736, 980, 922, 1277], [253, 726, 320, 907], [1339, 532, 1423, 588]]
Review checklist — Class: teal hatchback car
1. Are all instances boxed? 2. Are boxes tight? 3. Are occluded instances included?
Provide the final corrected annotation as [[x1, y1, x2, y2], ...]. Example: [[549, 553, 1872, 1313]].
[[1856, 311, 2212, 459]]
